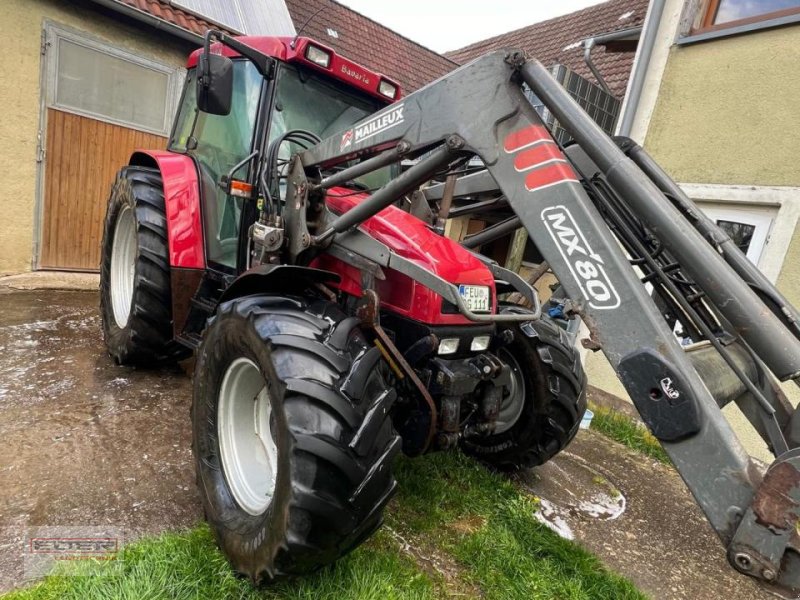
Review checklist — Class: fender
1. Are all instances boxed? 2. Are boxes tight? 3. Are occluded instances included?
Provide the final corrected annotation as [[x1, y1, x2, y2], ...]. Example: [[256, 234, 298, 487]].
[[129, 150, 205, 269], [218, 265, 341, 304]]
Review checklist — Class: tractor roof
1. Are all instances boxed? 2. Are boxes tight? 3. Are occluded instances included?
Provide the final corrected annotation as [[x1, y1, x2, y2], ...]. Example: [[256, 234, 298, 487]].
[[187, 36, 402, 102]]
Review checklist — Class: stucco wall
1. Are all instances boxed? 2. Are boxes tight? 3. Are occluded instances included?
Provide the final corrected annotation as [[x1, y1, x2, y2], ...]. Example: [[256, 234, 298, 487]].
[[0, 0, 193, 274], [645, 27, 800, 187], [585, 25, 800, 462]]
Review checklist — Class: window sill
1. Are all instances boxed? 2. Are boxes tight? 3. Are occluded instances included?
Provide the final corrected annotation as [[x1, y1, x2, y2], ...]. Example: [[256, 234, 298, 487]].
[[678, 12, 800, 45]]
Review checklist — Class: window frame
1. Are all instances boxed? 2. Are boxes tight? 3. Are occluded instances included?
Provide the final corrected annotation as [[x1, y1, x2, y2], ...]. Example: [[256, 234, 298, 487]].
[[44, 23, 184, 137], [693, 0, 800, 35]]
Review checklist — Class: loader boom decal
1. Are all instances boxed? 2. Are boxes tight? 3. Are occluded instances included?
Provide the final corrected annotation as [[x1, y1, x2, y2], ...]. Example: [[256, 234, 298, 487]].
[[503, 125, 579, 191], [541, 205, 620, 310]]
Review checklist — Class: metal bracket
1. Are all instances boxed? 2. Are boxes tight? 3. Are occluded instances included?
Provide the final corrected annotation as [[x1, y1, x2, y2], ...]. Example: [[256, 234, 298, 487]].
[[728, 449, 800, 592], [356, 289, 437, 452]]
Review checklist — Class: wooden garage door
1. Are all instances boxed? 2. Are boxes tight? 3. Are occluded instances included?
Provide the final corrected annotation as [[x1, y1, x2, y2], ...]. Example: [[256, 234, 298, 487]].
[[38, 24, 182, 270], [39, 109, 166, 270]]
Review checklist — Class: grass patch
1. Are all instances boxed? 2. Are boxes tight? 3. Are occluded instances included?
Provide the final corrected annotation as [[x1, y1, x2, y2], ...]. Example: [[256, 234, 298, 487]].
[[5, 452, 644, 600], [3, 527, 435, 600], [390, 451, 645, 600], [589, 404, 671, 465]]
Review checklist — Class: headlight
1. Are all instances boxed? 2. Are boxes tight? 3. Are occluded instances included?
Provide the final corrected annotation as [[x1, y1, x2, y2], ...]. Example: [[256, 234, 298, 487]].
[[305, 44, 332, 68], [438, 338, 460, 355], [470, 335, 491, 352], [378, 79, 398, 99]]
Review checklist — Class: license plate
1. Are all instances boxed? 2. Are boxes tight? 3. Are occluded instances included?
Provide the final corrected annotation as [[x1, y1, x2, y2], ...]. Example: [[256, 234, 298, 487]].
[[458, 285, 490, 313]]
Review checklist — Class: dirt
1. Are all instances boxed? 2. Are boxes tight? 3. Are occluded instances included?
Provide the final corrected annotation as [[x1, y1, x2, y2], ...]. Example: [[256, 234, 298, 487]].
[[0, 290, 200, 592], [384, 524, 482, 599]]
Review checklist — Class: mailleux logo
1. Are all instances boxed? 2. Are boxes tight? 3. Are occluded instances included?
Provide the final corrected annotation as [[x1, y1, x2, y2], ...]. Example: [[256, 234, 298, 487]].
[[340, 129, 353, 151], [351, 104, 404, 145], [542, 205, 621, 310]]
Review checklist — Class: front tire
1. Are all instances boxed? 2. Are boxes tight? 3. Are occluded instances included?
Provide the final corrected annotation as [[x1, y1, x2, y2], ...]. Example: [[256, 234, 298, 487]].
[[99, 166, 187, 365], [192, 295, 400, 583], [461, 308, 587, 470]]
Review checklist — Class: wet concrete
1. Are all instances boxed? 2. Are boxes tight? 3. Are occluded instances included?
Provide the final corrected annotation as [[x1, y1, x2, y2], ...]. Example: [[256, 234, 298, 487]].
[[0, 290, 200, 592], [518, 429, 772, 600]]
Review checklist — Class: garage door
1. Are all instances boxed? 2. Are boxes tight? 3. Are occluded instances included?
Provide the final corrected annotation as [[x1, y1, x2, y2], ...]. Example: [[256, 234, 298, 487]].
[[38, 25, 182, 270]]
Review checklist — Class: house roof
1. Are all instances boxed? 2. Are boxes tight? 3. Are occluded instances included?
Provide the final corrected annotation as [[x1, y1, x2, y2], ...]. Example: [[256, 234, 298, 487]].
[[283, 0, 458, 92], [112, 0, 456, 93], [446, 0, 650, 97], [113, 0, 232, 37]]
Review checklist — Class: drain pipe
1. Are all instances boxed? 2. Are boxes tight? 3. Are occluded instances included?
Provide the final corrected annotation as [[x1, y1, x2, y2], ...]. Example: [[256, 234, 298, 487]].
[[87, 0, 205, 44], [582, 26, 643, 94], [583, 38, 612, 93], [617, 0, 667, 137]]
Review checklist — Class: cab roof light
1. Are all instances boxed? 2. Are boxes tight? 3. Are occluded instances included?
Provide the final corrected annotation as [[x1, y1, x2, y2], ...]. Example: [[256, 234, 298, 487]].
[[305, 44, 332, 69], [378, 79, 398, 100]]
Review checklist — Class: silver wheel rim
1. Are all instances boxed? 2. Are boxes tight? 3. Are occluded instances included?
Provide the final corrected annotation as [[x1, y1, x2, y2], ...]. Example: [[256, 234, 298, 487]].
[[495, 348, 526, 434], [110, 205, 136, 329], [217, 358, 278, 516]]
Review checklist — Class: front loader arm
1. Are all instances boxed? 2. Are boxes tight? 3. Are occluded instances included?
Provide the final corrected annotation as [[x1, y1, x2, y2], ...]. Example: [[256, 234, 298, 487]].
[[287, 49, 800, 594]]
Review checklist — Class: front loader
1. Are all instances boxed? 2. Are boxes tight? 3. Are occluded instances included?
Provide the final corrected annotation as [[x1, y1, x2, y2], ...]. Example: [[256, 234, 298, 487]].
[[99, 31, 800, 594]]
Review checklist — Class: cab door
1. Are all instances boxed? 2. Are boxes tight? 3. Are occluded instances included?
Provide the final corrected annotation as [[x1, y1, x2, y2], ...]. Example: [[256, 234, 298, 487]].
[[169, 61, 265, 273]]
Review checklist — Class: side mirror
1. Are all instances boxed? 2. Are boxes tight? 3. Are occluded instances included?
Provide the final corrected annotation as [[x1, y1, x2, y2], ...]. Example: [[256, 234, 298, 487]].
[[197, 53, 233, 116]]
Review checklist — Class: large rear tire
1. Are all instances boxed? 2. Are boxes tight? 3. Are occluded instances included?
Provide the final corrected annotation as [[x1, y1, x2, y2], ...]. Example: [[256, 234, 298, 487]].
[[99, 166, 187, 365], [461, 307, 587, 470], [192, 295, 400, 583]]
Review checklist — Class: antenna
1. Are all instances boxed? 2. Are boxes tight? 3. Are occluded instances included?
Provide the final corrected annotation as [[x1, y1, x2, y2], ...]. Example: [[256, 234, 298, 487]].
[[291, 6, 328, 49]]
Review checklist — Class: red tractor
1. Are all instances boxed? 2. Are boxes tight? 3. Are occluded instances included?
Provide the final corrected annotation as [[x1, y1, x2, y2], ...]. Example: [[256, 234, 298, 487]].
[[102, 31, 800, 594], [100, 33, 585, 582]]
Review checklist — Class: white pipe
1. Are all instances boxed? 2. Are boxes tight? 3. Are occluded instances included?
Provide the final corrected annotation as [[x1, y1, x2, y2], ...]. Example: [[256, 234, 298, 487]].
[[618, 0, 667, 136]]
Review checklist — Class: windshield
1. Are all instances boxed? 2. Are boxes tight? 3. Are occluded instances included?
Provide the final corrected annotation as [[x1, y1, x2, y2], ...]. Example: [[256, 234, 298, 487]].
[[269, 64, 393, 191]]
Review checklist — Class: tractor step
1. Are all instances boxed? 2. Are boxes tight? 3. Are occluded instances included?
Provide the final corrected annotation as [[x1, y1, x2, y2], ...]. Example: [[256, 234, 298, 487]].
[[190, 296, 218, 315], [176, 332, 203, 350]]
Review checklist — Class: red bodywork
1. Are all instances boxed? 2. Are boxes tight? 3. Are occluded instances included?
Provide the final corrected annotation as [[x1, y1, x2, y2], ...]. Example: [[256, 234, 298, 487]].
[[133, 151, 205, 269], [132, 36, 493, 327], [314, 190, 496, 326]]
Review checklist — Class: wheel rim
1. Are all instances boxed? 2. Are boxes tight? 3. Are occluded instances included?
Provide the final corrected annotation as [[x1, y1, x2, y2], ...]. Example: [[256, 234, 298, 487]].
[[110, 205, 136, 329], [495, 348, 526, 434], [217, 358, 279, 516]]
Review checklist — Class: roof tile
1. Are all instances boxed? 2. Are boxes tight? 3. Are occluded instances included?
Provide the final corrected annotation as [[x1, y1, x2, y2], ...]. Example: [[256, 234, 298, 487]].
[[446, 0, 649, 97]]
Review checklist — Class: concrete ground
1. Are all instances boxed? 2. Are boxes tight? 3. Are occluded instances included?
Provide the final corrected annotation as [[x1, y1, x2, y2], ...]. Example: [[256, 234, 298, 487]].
[[0, 288, 774, 598]]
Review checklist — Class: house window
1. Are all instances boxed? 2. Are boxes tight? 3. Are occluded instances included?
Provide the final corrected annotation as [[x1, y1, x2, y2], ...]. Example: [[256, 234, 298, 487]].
[[700, 205, 774, 265], [700, 0, 800, 30], [48, 26, 182, 136]]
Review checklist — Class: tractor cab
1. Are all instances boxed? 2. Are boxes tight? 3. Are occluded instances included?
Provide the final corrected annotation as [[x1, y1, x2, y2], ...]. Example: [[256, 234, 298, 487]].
[[168, 35, 401, 273]]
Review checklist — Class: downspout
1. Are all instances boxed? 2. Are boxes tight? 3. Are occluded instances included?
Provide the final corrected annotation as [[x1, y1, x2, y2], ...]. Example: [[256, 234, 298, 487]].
[[87, 0, 204, 44], [583, 39, 612, 93], [618, 0, 667, 137], [582, 26, 643, 97]]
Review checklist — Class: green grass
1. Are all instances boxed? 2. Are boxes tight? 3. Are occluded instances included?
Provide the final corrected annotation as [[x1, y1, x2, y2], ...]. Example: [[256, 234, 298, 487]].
[[391, 451, 645, 600], [3, 527, 435, 600], [590, 405, 672, 465], [4, 452, 645, 600]]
